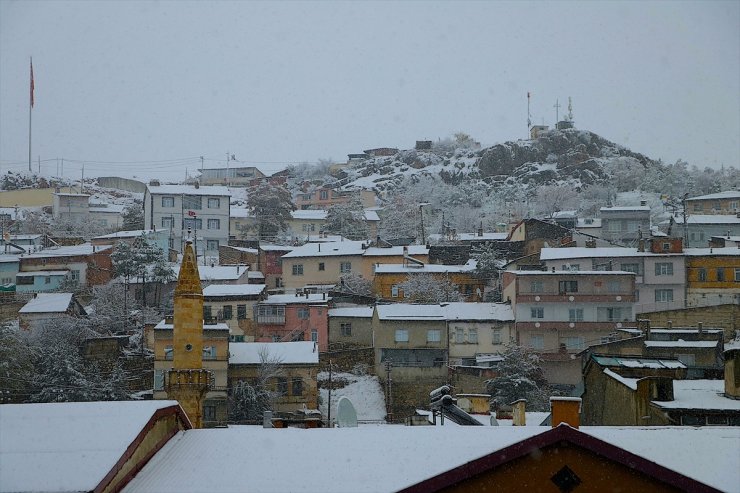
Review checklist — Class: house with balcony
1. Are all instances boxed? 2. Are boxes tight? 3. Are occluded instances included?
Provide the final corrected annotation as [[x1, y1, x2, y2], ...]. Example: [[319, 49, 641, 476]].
[[599, 206, 651, 246], [143, 184, 231, 257], [539, 240, 686, 314], [294, 186, 376, 211], [502, 270, 637, 356], [373, 260, 483, 302], [203, 284, 267, 342], [255, 293, 331, 351], [685, 190, 740, 215], [280, 240, 367, 291], [684, 246, 740, 307], [16, 243, 113, 293], [152, 317, 230, 426], [1, 234, 43, 253], [199, 165, 266, 187], [228, 341, 319, 416]]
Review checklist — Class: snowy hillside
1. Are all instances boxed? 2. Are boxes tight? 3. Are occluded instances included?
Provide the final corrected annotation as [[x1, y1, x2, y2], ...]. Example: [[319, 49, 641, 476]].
[[318, 371, 386, 422]]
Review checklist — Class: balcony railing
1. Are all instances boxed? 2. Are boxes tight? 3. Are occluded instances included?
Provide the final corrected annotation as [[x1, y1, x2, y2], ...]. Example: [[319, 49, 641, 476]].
[[257, 315, 285, 325]]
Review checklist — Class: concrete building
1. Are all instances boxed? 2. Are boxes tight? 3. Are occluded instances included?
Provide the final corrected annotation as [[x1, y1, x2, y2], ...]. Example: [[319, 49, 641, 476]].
[[599, 206, 651, 245], [327, 305, 374, 349], [295, 187, 376, 210], [144, 184, 231, 257], [202, 283, 266, 342], [255, 293, 331, 351], [91, 229, 170, 253], [663, 214, 740, 247], [52, 192, 90, 223], [281, 240, 367, 291], [373, 260, 483, 302], [684, 246, 740, 307], [16, 243, 113, 293], [444, 302, 515, 366], [686, 190, 740, 215], [18, 292, 87, 332]]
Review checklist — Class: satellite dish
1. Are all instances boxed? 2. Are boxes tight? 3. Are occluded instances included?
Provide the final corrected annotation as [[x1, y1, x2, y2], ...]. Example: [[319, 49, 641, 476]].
[[335, 396, 358, 428]]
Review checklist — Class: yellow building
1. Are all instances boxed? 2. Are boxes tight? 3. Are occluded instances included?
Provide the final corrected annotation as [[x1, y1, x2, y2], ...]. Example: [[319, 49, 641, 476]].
[[373, 260, 484, 301], [686, 190, 740, 214], [685, 247, 740, 307], [360, 245, 429, 279]]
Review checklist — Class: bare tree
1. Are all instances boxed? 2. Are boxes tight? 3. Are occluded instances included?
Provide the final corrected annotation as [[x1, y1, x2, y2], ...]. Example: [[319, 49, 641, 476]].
[[229, 347, 284, 422]]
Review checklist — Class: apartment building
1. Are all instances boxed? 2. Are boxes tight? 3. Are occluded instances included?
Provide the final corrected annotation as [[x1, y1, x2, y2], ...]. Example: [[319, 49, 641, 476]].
[[143, 184, 231, 256], [663, 214, 740, 247], [280, 241, 367, 290], [502, 270, 636, 354], [599, 206, 651, 245], [294, 187, 376, 210], [16, 243, 113, 293], [254, 293, 331, 351], [373, 260, 483, 302], [684, 246, 740, 307], [202, 284, 267, 342], [685, 190, 740, 215], [52, 192, 90, 223]]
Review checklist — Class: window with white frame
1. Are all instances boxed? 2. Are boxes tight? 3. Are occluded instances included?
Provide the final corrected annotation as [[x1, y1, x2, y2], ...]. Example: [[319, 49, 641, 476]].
[[183, 195, 202, 210], [207, 218, 220, 230], [320, 190, 329, 200], [468, 328, 478, 344], [454, 328, 464, 343], [530, 307, 544, 319], [735, 268, 740, 282], [183, 218, 202, 230], [206, 240, 219, 250], [655, 289, 674, 303], [161, 196, 174, 208], [154, 370, 165, 390], [395, 329, 409, 342], [292, 264, 303, 276], [427, 329, 441, 343], [340, 323, 352, 336], [340, 262, 352, 273], [492, 328, 502, 344], [311, 329, 318, 342], [164, 345, 173, 360], [562, 336, 585, 350], [529, 334, 544, 350], [207, 197, 220, 209], [568, 308, 584, 322], [530, 281, 544, 293], [655, 262, 673, 276], [161, 216, 174, 229], [391, 285, 399, 297], [297, 307, 310, 319], [202, 346, 217, 360], [558, 280, 578, 293], [620, 263, 639, 274]]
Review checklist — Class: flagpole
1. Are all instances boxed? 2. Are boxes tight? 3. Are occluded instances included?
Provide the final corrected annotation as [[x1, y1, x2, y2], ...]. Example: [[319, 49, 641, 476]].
[[28, 57, 33, 172]]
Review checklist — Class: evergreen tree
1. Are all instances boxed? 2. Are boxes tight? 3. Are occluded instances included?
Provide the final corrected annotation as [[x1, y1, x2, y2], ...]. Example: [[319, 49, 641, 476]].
[[397, 274, 465, 303], [324, 195, 369, 240], [121, 200, 145, 230], [485, 344, 550, 412], [246, 182, 294, 241]]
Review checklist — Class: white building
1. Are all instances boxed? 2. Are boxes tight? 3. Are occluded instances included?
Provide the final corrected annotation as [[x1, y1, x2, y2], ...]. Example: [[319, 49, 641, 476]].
[[144, 184, 231, 257]]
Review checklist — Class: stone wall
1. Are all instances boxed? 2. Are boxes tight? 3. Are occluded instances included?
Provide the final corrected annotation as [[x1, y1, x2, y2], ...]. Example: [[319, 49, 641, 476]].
[[641, 304, 740, 339]]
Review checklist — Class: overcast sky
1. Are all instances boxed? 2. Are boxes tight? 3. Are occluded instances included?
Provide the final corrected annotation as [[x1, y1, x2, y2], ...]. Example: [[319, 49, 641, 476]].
[[1, 1, 738, 182]]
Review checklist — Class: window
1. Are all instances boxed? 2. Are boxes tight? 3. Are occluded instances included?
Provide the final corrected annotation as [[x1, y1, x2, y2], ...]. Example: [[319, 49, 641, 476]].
[[183, 218, 202, 230], [206, 240, 219, 251], [0, 277, 12, 285], [311, 329, 318, 342], [707, 415, 729, 426], [713, 200, 721, 211], [662, 242, 671, 252], [320, 190, 329, 200], [699, 268, 707, 282], [272, 335, 282, 342], [44, 276, 51, 284], [492, 328, 502, 344], [717, 268, 725, 282], [207, 218, 220, 230], [318, 262, 325, 271], [207, 197, 220, 209], [258, 305, 285, 318], [607, 280, 621, 293], [203, 346, 216, 360], [16, 276, 33, 285], [292, 264, 303, 276], [292, 378, 303, 396], [530, 281, 544, 293], [340, 262, 352, 273], [161, 196, 174, 207], [558, 280, 578, 293], [427, 329, 441, 343], [183, 195, 202, 210], [597, 307, 625, 322], [693, 203, 703, 212], [655, 262, 673, 276], [203, 405, 216, 422], [468, 328, 478, 344], [395, 329, 409, 342], [302, 224, 316, 232], [620, 263, 639, 274], [735, 268, 740, 282], [277, 377, 288, 395], [454, 328, 464, 343], [568, 309, 584, 322], [237, 305, 247, 320], [154, 370, 165, 390], [561, 264, 580, 271], [70, 270, 80, 282], [164, 345, 173, 360], [677, 353, 696, 366], [221, 305, 233, 320], [530, 334, 544, 350], [562, 336, 585, 350], [391, 285, 399, 297], [203, 306, 212, 320], [297, 307, 310, 319], [230, 335, 245, 342], [530, 307, 544, 319], [655, 289, 674, 303], [340, 323, 352, 336]]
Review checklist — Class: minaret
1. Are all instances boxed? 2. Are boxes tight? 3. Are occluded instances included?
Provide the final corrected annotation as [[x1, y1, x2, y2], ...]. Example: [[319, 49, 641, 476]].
[[167, 240, 211, 428]]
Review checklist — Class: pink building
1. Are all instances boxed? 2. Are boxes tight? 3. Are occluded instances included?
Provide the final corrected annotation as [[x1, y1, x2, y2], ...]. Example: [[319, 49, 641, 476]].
[[255, 293, 331, 352]]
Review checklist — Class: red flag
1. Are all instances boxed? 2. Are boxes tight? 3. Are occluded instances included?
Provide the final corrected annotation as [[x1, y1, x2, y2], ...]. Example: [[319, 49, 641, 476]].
[[30, 59, 34, 108]]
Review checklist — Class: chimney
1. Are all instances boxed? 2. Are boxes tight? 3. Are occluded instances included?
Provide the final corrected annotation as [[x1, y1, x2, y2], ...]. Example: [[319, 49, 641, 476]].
[[263, 411, 273, 428], [194, 182, 199, 189], [637, 319, 651, 339], [511, 399, 526, 426], [551, 266, 555, 272], [698, 322, 703, 334], [550, 397, 581, 428], [318, 243, 321, 252], [724, 348, 740, 399], [305, 291, 309, 299], [667, 320, 673, 329], [322, 292, 326, 300], [640, 200, 647, 206], [638, 239, 645, 252]]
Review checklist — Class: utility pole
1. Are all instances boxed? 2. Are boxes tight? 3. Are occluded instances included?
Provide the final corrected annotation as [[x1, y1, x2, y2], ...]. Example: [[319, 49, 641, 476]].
[[81, 163, 85, 193], [327, 359, 333, 427], [28, 57, 34, 173], [385, 360, 393, 423]]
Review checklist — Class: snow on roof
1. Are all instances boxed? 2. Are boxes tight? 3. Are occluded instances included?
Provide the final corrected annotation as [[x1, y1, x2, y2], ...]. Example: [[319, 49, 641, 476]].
[[592, 355, 686, 369], [259, 243, 294, 252], [686, 190, 740, 201], [16, 270, 68, 277], [92, 229, 158, 240], [644, 340, 719, 348], [89, 204, 125, 214], [147, 185, 231, 196], [669, 214, 740, 225], [230, 208, 252, 219], [198, 265, 248, 281], [604, 368, 638, 390], [224, 245, 258, 254], [261, 293, 330, 305], [328, 306, 374, 318], [122, 426, 740, 493], [18, 293, 74, 313], [0, 255, 20, 263], [7, 234, 42, 240], [363, 245, 429, 256], [376, 303, 446, 320], [22, 243, 111, 258], [649, 328, 724, 334], [247, 271, 265, 279], [654, 380, 740, 411], [512, 269, 635, 275], [202, 284, 266, 297], [441, 302, 514, 321], [0, 400, 180, 493], [282, 241, 366, 258], [684, 247, 740, 256], [576, 218, 602, 228], [374, 260, 476, 274], [154, 320, 229, 331], [229, 341, 318, 365], [600, 206, 651, 212], [539, 247, 679, 260], [54, 192, 90, 197]]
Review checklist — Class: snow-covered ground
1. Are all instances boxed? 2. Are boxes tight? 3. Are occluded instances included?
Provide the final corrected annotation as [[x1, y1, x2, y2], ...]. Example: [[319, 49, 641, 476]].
[[318, 371, 386, 422]]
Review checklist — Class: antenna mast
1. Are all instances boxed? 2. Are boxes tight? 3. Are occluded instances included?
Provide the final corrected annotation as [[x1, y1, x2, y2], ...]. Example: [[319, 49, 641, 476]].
[[554, 99, 561, 125], [567, 97, 574, 122], [527, 92, 532, 135]]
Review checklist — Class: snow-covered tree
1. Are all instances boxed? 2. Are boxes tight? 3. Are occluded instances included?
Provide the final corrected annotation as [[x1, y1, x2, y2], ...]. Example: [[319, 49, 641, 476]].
[[397, 273, 465, 303], [229, 348, 283, 423], [485, 344, 550, 412], [338, 272, 373, 296], [324, 195, 369, 240], [111, 234, 169, 307], [378, 196, 419, 241], [121, 200, 144, 230], [0, 321, 36, 402], [532, 183, 580, 218], [245, 182, 294, 241]]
